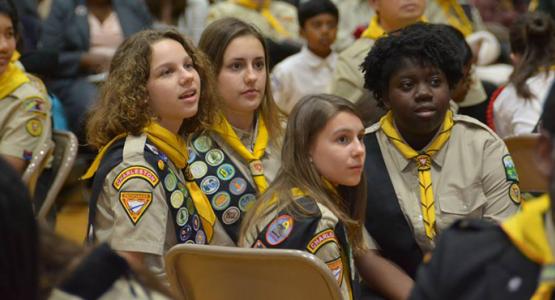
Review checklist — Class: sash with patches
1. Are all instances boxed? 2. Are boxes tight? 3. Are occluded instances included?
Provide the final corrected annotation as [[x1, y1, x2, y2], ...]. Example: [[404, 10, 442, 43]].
[[187, 134, 259, 243], [363, 132, 423, 278], [252, 197, 360, 300], [143, 142, 208, 245]]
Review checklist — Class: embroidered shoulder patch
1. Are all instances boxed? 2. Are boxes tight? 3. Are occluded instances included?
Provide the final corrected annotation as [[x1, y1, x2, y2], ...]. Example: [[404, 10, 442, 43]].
[[509, 183, 521, 205], [112, 166, 159, 190], [119, 192, 152, 225], [25, 119, 43, 137], [23, 97, 46, 114], [502, 154, 519, 182], [307, 229, 338, 254], [326, 257, 344, 286], [265, 214, 294, 246]]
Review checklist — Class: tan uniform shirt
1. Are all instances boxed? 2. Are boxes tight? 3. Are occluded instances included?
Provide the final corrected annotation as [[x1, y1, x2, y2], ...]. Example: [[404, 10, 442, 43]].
[[94, 134, 232, 280], [0, 80, 52, 163], [365, 114, 520, 253], [206, 1, 299, 41], [331, 0, 374, 52], [425, 0, 486, 32], [243, 201, 355, 300], [48, 280, 170, 300]]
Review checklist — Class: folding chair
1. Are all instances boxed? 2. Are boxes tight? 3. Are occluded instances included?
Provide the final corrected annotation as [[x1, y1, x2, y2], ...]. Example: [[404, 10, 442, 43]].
[[504, 133, 548, 193], [22, 139, 55, 197], [37, 130, 78, 223], [165, 244, 343, 300]]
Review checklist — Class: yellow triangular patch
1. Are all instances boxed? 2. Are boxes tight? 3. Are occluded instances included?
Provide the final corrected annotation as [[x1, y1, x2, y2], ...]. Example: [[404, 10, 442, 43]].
[[119, 192, 153, 224]]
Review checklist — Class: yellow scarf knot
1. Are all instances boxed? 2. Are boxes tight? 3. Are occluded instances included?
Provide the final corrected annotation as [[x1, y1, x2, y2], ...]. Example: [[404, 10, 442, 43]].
[[233, 0, 290, 38], [361, 15, 427, 40], [380, 110, 454, 240]]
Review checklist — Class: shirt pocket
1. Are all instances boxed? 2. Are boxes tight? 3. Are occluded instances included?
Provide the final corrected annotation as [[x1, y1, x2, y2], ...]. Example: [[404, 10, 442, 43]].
[[438, 183, 487, 230]]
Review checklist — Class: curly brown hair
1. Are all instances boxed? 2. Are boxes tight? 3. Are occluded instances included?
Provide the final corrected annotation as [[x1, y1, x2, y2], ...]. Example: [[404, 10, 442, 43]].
[[198, 17, 284, 140], [87, 29, 218, 149]]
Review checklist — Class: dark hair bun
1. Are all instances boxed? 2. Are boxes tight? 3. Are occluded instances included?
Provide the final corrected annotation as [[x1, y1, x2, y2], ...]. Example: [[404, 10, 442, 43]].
[[526, 12, 554, 43]]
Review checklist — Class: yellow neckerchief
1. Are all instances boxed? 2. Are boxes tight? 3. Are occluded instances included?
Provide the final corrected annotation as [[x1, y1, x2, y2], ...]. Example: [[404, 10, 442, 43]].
[[212, 113, 269, 193], [529, 0, 539, 11], [437, 0, 473, 36], [233, 0, 289, 38], [83, 122, 216, 240], [502, 195, 555, 300], [361, 15, 427, 40], [380, 110, 454, 240], [0, 51, 30, 100]]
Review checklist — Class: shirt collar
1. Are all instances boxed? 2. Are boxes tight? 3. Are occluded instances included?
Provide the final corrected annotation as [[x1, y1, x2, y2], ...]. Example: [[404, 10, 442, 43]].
[[301, 46, 336, 69]]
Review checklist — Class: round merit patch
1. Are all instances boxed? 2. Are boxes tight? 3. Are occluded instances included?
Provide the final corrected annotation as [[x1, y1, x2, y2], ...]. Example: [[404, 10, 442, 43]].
[[200, 175, 220, 195], [195, 229, 206, 244], [189, 161, 208, 179], [217, 163, 235, 181], [265, 215, 294, 246], [509, 183, 521, 204], [193, 135, 212, 153], [170, 190, 184, 209], [211, 191, 231, 211], [25, 119, 43, 137], [176, 207, 189, 226], [206, 149, 225, 166], [193, 214, 200, 231], [164, 172, 177, 191], [222, 206, 241, 225], [180, 225, 193, 242], [238, 193, 256, 212], [229, 177, 247, 195]]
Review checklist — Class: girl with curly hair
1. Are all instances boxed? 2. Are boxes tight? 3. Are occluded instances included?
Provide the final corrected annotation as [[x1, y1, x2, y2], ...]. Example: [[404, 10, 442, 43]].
[[82, 28, 224, 279], [185, 18, 284, 245]]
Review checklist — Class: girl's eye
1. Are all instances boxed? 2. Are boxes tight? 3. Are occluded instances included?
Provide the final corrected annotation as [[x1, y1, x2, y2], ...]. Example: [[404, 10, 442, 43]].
[[254, 60, 265, 70], [230, 62, 242, 71], [160, 68, 173, 76], [430, 76, 442, 87], [184, 63, 195, 70], [400, 81, 413, 91], [337, 135, 351, 144]]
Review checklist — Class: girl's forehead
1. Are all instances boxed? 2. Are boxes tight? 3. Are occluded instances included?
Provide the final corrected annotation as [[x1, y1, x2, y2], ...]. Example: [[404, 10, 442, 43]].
[[389, 57, 443, 76]]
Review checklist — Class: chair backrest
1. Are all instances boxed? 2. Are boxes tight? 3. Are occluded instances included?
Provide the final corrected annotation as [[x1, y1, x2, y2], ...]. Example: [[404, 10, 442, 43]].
[[37, 130, 78, 223], [165, 244, 343, 300], [504, 133, 548, 193], [22, 139, 55, 197]]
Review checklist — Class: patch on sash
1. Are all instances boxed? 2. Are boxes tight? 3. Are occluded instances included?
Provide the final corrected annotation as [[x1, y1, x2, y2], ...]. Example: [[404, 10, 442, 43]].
[[217, 163, 235, 181], [212, 191, 231, 211], [119, 192, 152, 224], [176, 207, 189, 226], [238, 193, 256, 212], [265, 214, 294, 246], [222, 206, 241, 225], [170, 190, 185, 208], [193, 135, 212, 153], [23, 98, 46, 114], [249, 160, 264, 176], [229, 177, 247, 195], [195, 230, 206, 244], [206, 148, 224, 166], [112, 166, 159, 190], [25, 119, 43, 137], [307, 229, 338, 254], [189, 161, 208, 179], [509, 183, 521, 204], [253, 240, 266, 248], [201, 175, 220, 195], [502, 155, 519, 182], [326, 257, 344, 286]]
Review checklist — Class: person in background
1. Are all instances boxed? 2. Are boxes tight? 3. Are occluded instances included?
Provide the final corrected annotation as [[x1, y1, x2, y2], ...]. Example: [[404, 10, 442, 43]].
[[192, 17, 284, 245], [410, 82, 555, 300], [39, 0, 152, 142], [493, 12, 555, 138], [271, 0, 338, 115], [0, 0, 52, 174], [82, 28, 222, 281], [360, 22, 520, 281]]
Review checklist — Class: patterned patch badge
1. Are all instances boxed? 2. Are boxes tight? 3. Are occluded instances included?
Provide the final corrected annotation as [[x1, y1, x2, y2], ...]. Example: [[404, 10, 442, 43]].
[[238, 193, 256, 212], [119, 192, 152, 225], [217, 164, 235, 181], [193, 135, 212, 153], [229, 177, 247, 195], [509, 183, 521, 204], [176, 207, 189, 226], [189, 161, 208, 179], [25, 119, 43, 137], [195, 230, 206, 244], [180, 225, 193, 242], [211, 191, 231, 211], [326, 257, 344, 286], [201, 175, 220, 195], [23, 98, 46, 114], [249, 160, 264, 176], [206, 149, 225, 166], [186, 197, 196, 214], [265, 214, 294, 246], [253, 240, 266, 248], [157, 159, 165, 170], [164, 172, 178, 191], [112, 166, 159, 190], [170, 190, 185, 209], [307, 229, 338, 254], [502, 155, 519, 182], [222, 206, 241, 225], [193, 214, 201, 231]]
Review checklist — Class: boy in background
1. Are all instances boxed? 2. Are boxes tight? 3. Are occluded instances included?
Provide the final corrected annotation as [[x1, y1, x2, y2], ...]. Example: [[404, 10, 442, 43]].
[[270, 0, 338, 114]]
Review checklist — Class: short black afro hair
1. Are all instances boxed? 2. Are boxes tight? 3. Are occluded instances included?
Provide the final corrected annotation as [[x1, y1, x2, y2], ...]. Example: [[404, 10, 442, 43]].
[[361, 22, 464, 108]]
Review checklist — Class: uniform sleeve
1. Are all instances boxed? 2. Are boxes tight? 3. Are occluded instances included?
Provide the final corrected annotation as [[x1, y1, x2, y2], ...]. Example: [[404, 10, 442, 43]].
[[0, 96, 51, 161], [481, 136, 520, 222], [105, 163, 169, 256], [328, 53, 364, 103]]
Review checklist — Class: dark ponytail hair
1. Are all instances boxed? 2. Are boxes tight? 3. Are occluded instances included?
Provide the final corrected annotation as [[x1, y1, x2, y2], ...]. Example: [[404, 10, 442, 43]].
[[509, 12, 555, 99]]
